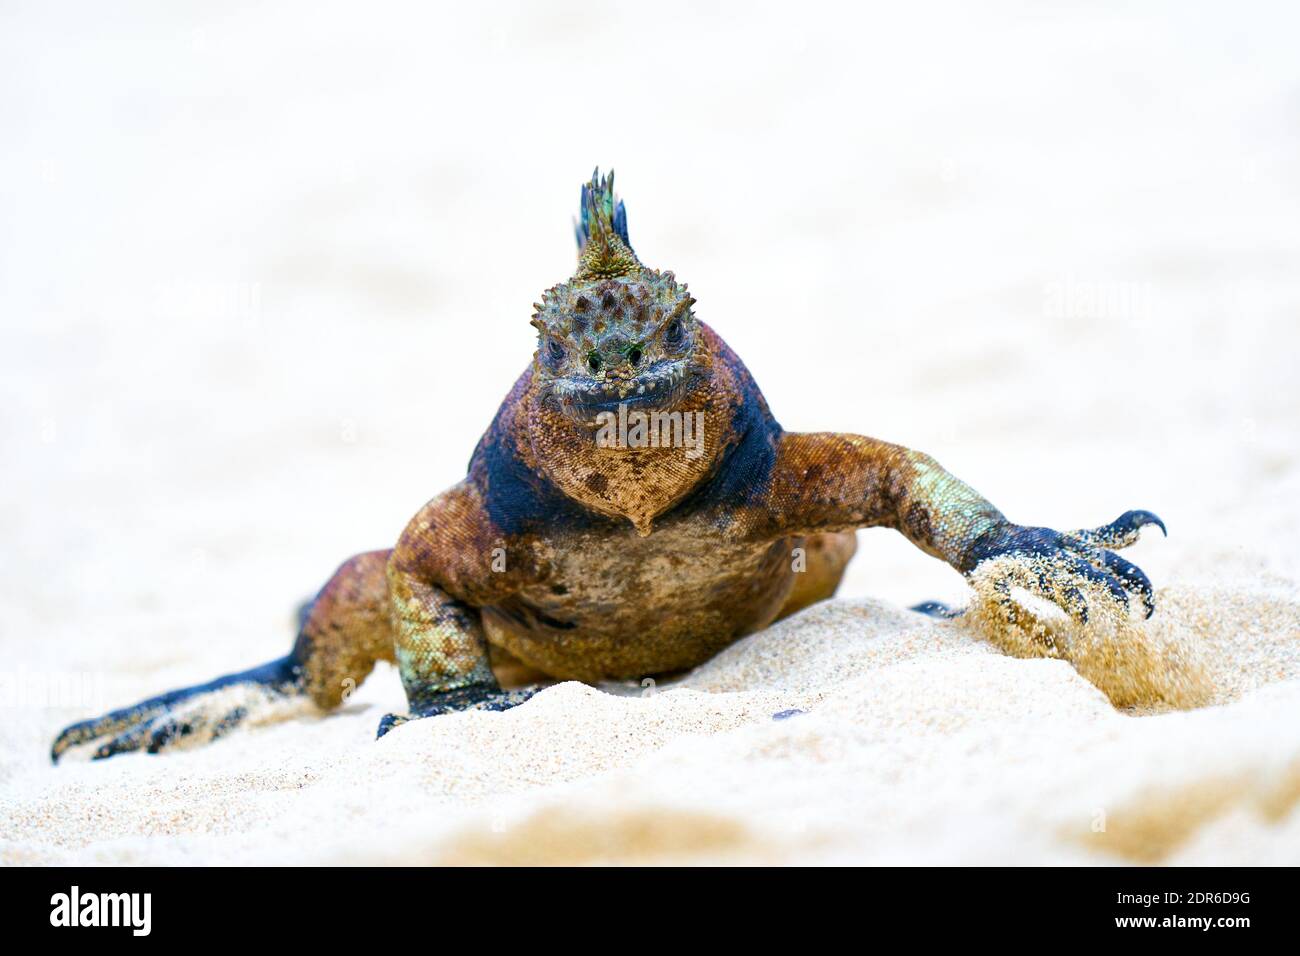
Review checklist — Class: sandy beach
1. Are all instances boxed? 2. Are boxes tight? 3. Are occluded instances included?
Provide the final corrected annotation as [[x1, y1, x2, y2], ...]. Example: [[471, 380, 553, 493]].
[[2, 1, 1299, 865]]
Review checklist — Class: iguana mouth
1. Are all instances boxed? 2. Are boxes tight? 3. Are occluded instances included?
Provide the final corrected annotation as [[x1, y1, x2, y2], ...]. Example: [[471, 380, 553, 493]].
[[552, 358, 691, 417]]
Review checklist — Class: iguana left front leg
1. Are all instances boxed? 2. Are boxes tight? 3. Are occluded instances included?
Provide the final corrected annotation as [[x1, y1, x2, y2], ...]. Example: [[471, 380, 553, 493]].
[[749, 432, 1165, 621]]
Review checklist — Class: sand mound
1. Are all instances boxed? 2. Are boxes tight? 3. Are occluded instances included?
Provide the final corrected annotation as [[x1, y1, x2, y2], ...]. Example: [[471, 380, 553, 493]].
[[965, 556, 1214, 710], [967, 561, 1300, 715]]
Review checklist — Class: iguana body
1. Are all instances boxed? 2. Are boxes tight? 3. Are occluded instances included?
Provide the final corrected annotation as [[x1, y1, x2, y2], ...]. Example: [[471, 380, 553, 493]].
[[53, 171, 1164, 761]]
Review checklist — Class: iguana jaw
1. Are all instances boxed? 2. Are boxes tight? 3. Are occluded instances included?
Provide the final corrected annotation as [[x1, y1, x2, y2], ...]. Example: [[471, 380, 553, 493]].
[[549, 357, 693, 420]]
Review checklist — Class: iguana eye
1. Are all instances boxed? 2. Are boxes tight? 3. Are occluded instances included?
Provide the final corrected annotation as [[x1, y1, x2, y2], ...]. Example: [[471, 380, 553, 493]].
[[587, 351, 602, 372], [664, 319, 684, 346]]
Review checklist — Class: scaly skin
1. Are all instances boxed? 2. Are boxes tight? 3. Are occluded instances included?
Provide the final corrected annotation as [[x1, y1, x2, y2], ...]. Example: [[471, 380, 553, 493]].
[[52, 170, 1166, 762]]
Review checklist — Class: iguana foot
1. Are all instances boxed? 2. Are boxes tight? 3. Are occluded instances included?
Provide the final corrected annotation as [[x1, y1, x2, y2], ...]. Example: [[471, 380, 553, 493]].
[[50, 656, 302, 763], [965, 509, 1165, 622], [376, 683, 542, 738]]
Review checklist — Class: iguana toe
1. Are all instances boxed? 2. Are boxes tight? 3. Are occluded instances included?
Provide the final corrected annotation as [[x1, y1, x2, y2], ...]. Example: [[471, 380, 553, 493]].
[[1068, 509, 1166, 550]]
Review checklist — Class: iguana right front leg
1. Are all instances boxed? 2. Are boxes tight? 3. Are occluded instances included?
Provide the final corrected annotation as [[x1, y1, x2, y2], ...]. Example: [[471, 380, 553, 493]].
[[377, 481, 540, 737]]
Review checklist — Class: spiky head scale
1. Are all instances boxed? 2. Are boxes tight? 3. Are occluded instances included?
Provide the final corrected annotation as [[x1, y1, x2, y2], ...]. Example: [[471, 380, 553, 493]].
[[530, 271, 692, 349], [531, 169, 698, 379]]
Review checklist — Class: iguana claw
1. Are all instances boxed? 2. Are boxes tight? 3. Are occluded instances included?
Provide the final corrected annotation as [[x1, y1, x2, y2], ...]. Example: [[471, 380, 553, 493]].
[[1067, 509, 1166, 549]]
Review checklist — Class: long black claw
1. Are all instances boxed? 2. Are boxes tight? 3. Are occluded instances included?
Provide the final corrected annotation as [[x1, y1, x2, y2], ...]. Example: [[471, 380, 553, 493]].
[[1063, 534, 1158, 619], [1094, 548, 1156, 618], [1062, 584, 1089, 624], [376, 713, 409, 738], [53, 701, 167, 764], [1067, 556, 1130, 613], [146, 717, 193, 753], [210, 707, 250, 741], [1119, 509, 1167, 537], [1072, 510, 1167, 550], [93, 722, 153, 761], [910, 600, 963, 619], [991, 578, 1022, 626]]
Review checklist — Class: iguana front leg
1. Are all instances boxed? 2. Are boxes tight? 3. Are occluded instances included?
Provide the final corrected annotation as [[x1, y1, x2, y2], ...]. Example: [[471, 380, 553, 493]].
[[753, 432, 1165, 621], [377, 482, 539, 737]]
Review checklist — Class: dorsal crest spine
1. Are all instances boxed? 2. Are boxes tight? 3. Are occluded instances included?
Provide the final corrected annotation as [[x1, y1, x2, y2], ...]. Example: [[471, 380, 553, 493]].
[[573, 168, 641, 280]]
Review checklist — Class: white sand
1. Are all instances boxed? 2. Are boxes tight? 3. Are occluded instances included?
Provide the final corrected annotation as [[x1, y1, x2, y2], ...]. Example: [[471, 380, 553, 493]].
[[5, 593, 1300, 865], [2, 2, 1299, 864]]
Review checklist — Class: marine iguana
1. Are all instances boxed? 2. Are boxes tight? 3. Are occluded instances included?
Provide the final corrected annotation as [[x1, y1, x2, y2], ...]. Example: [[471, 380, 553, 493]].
[[52, 170, 1165, 761]]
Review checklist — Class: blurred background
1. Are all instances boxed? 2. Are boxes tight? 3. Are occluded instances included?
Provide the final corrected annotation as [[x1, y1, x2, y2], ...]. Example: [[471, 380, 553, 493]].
[[2, 1, 1298, 701]]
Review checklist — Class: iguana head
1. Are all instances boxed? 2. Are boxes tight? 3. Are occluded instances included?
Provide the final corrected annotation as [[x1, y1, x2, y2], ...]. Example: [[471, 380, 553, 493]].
[[531, 169, 701, 422]]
